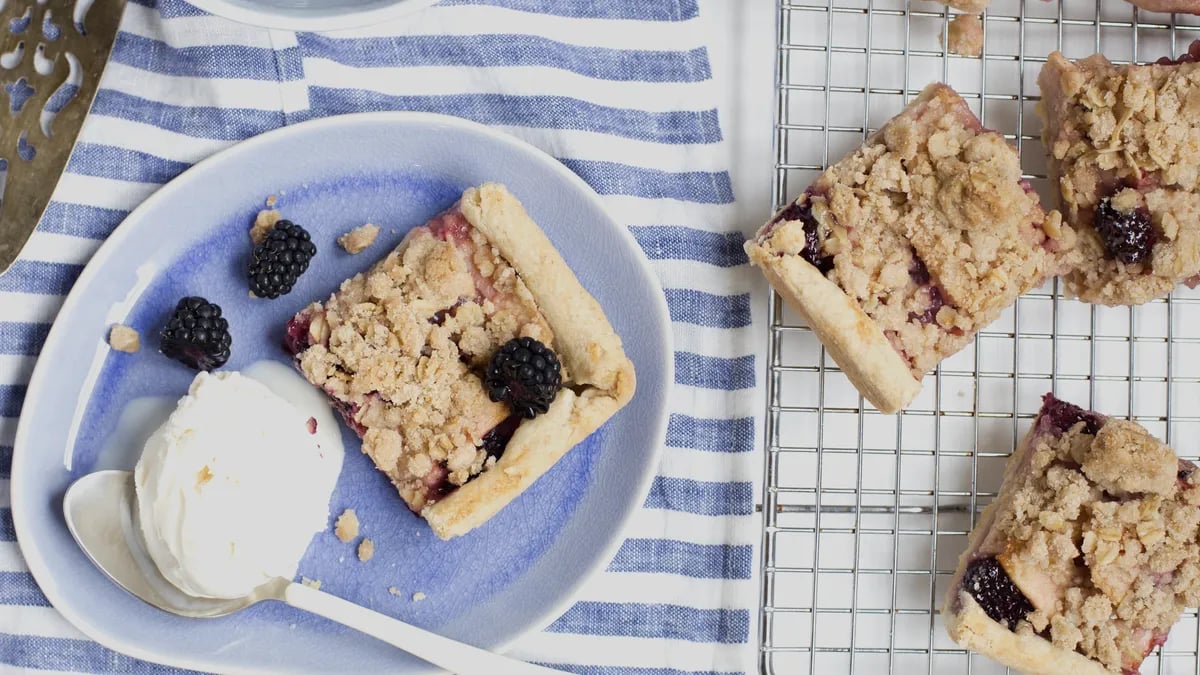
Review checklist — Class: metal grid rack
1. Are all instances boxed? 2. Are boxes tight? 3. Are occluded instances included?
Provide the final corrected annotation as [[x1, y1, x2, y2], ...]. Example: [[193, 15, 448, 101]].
[[758, 0, 1200, 672]]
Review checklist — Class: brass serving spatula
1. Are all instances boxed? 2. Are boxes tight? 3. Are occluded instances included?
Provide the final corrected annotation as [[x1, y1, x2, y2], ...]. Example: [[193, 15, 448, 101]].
[[0, 0, 124, 273]]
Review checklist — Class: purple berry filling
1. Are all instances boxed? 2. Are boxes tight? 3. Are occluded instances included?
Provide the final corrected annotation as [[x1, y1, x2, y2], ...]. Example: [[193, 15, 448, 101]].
[[1093, 197, 1156, 266], [1155, 40, 1200, 65], [1038, 393, 1105, 436], [910, 286, 948, 325], [771, 197, 833, 274], [283, 314, 312, 355], [907, 257, 948, 326], [962, 557, 1036, 630]]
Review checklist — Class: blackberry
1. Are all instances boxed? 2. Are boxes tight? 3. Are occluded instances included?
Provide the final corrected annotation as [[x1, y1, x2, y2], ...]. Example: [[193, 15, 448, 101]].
[[160, 296, 232, 371], [485, 337, 562, 419], [248, 220, 317, 299], [962, 557, 1035, 630], [1093, 198, 1155, 266]]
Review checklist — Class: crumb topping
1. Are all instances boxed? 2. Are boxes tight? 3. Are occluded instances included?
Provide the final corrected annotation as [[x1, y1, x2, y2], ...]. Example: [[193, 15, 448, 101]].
[[108, 324, 140, 353], [292, 208, 556, 513], [988, 415, 1200, 671], [944, 14, 984, 58], [1039, 49, 1200, 305], [334, 509, 359, 543], [758, 85, 1067, 376], [338, 223, 381, 255]]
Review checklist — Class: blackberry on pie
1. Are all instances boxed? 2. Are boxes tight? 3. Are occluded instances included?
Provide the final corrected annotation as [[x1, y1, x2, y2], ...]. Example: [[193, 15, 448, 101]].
[[284, 184, 635, 539], [1039, 43, 1200, 305], [944, 394, 1200, 675], [745, 83, 1071, 414]]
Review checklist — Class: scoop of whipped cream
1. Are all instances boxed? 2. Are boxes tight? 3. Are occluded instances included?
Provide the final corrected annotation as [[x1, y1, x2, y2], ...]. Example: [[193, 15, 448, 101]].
[[134, 371, 339, 599]]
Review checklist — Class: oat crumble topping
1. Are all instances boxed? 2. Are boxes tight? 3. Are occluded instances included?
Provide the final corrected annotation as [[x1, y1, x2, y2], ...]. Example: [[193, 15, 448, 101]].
[[968, 400, 1200, 672], [944, 14, 984, 58], [334, 509, 359, 543], [1039, 46, 1200, 305], [756, 84, 1068, 376], [289, 207, 556, 514]]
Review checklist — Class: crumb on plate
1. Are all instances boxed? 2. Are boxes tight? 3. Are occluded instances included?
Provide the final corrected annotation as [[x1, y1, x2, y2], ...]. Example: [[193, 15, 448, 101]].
[[108, 324, 140, 353], [337, 223, 380, 254], [412, 592, 426, 602], [250, 208, 281, 245], [388, 586, 402, 596], [301, 577, 322, 590], [357, 538, 375, 562], [334, 508, 359, 543]]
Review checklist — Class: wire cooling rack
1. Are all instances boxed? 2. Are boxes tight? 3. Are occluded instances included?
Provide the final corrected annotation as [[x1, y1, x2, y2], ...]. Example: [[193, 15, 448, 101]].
[[759, 0, 1200, 672]]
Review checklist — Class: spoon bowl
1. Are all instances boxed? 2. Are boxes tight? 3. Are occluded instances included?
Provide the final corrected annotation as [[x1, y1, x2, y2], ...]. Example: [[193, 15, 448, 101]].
[[62, 469, 560, 674]]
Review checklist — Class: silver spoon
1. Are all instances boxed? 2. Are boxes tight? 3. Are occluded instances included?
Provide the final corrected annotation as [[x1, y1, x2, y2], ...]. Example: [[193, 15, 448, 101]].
[[64, 469, 561, 675]]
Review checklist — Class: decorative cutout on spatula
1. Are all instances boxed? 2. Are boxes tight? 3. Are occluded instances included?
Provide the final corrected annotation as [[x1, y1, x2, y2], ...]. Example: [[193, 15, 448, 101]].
[[0, 0, 124, 271]]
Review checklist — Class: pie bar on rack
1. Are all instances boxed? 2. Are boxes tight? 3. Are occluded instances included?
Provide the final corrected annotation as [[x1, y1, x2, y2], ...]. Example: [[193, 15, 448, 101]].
[[744, 83, 1071, 414], [284, 183, 635, 539], [944, 394, 1200, 675], [1038, 41, 1200, 305]]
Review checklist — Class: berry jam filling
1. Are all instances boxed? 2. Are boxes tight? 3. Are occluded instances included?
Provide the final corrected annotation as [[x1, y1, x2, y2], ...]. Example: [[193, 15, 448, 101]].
[[770, 196, 834, 274], [329, 396, 366, 437], [283, 314, 312, 355], [962, 557, 1036, 630], [426, 207, 472, 244], [1154, 40, 1200, 65], [1093, 197, 1156, 266], [481, 415, 521, 461], [1037, 393, 1105, 436], [907, 257, 951, 326], [910, 286, 948, 325]]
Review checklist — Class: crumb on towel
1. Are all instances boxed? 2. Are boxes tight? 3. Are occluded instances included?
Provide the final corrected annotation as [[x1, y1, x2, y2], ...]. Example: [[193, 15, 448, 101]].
[[334, 509, 359, 543], [357, 538, 375, 562]]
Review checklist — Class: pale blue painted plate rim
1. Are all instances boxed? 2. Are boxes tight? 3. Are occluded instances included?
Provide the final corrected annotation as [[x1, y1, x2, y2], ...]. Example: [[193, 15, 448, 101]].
[[10, 111, 672, 673]]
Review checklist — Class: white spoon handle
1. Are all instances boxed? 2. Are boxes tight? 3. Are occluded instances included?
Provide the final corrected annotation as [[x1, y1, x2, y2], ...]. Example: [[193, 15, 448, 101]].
[[283, 582, 560, 674]]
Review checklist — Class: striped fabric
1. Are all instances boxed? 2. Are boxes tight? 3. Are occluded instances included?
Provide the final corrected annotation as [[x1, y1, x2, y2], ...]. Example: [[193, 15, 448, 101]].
[[0, 1, 759, 672]]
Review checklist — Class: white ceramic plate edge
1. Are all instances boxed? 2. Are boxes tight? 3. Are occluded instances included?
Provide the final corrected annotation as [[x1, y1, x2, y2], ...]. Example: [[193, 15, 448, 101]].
[[11, 111, 673, 673], [180, 0, 438, 32]]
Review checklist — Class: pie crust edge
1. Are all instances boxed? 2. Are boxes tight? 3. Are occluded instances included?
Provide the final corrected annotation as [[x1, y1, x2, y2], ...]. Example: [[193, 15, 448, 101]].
[[744, 240, 921, 414], [422, 183, 637, 539]]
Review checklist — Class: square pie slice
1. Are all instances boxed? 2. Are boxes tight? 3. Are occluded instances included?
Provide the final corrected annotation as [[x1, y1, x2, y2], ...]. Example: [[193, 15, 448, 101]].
[[745, 83, 1071, 414], [944, 394, 1200, 674], [1038, 41, 1200, 305], [285, 183, 636, 539]]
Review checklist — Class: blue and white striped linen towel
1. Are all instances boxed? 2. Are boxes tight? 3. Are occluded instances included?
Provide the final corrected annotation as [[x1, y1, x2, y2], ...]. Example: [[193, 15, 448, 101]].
[[0, 1, 760, 672]]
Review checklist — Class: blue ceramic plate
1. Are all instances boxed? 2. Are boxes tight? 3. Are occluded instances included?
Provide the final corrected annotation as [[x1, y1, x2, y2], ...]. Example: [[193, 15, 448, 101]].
[[11, 113, 671, 673]]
